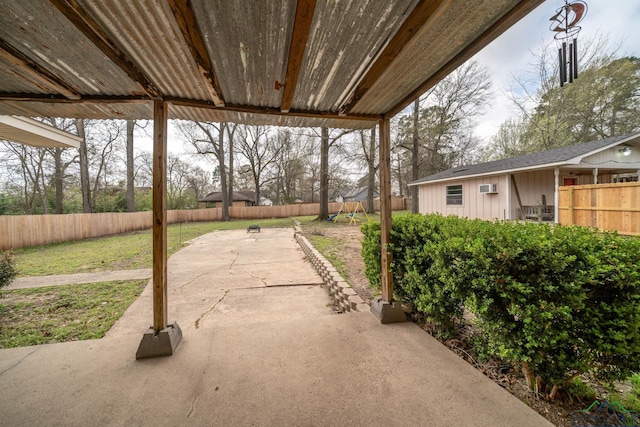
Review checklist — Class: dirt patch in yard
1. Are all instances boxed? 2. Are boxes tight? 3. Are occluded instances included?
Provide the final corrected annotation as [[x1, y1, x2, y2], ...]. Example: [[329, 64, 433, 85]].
[[300, 221, 375, 304]]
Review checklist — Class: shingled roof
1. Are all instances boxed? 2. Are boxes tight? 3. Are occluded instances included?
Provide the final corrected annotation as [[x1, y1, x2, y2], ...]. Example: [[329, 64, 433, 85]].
[[410, 133, 640, 185]]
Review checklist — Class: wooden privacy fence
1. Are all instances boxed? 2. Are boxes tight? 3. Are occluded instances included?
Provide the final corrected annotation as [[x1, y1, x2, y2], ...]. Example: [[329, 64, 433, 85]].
[[558, 182, 640, 236], [0, 198, 406, 250]]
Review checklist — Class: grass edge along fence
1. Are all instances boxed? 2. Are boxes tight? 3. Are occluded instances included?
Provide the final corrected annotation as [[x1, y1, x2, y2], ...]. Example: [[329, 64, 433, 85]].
[[0, 198, 406, 251], [362, 214, 640, 400]]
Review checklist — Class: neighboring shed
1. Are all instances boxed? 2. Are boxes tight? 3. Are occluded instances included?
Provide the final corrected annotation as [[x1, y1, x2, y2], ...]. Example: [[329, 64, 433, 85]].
[[409, 133, 640, 223], [198, 191, 256, 207]]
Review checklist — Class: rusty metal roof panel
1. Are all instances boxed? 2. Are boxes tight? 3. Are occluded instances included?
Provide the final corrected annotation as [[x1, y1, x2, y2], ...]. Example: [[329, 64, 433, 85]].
[[0, 0, 142, 97], [351, 0, 523, 115], [190, 0, 296, 107], [75, 0, 213, 101], [0, 57, 51, 95], [292, 0, 419, 113]]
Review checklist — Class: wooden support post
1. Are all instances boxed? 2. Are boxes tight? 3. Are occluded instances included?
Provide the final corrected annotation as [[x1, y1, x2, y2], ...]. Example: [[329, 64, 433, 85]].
[[152, 100, 168, 332], [136, 100, 182, 359], [379, 118, 392, 303], [370, 117, 406, 324]]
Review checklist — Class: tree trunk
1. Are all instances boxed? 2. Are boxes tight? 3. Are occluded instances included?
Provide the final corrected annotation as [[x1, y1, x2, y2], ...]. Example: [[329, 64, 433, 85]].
[[126, 120, 135, 212], [395, 151, 404, 197], [227, 125, 234, 210], [254, 172, 261, 206], [411, 98, 419, 213], [522, 362, 536, 393], [37, 159, 48, 214], [317, 126, 329, 220], [367, 126, 376, 213], [54, 148, 63, 214], [218, 123, 229, 221], [76, 119, 92, 213]]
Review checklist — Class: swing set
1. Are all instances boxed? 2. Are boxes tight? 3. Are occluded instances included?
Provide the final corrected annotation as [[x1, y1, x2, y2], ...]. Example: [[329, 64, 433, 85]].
[[326, 201, 371, 224]]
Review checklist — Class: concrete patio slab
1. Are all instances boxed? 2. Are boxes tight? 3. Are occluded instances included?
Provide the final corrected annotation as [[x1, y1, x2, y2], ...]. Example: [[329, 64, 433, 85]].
[[0, 227, 553, 426]]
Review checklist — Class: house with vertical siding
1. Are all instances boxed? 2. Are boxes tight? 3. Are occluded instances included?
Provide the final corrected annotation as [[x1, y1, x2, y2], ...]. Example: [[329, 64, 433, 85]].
[[409, 132, 640, 223]]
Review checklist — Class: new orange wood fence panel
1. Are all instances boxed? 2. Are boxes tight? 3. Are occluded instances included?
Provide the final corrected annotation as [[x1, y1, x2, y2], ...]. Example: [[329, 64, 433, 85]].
[[558, 182, 640, 236]]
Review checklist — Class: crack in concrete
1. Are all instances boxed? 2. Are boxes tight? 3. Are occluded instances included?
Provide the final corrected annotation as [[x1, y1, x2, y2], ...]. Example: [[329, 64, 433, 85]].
[[177, 272, 208, 291], [229, 250, 240, 267], [0, 346, 40, 377], [248, 271, 268, 287], [194, 289, 230, 329], [187, 395, 198, 419]]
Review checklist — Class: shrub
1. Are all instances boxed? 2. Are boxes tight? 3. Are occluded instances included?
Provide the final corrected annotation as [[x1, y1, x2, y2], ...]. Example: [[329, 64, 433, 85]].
[[361, 214, 640, 398], [0, 250, 17, 289]]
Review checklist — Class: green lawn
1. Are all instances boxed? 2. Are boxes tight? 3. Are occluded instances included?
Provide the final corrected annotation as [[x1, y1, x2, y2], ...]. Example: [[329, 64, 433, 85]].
[[0, 280, 147, 348], [13, 218, 295, 276]]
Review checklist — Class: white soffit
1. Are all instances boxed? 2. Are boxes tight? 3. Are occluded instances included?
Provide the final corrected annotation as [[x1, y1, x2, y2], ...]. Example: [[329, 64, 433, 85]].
[[0, 115, 81, 148]]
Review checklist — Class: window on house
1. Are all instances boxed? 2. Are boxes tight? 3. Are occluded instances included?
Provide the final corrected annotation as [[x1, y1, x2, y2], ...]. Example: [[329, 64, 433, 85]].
[[446, 185, 463, 205]]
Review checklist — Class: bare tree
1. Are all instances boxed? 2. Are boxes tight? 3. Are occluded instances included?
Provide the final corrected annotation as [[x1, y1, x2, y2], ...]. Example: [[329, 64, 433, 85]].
[[411, 98, 419, 213], [76, 119, 92, 213], [315, 127, 355, 220], [226, 123, 236, 208], [82, 120, 123, 212], [126, 120, 135, 212], [395, 60, 491, 191], [356, 127, 378, 213], [178, 121, 234, 220], [236, 125, 280, 206], [1, 142, 49, 214], [268, 128, 311, 204]]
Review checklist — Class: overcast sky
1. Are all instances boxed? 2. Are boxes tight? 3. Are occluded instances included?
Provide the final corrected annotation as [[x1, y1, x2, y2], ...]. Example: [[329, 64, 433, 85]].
[[471, 0, 640, 142]]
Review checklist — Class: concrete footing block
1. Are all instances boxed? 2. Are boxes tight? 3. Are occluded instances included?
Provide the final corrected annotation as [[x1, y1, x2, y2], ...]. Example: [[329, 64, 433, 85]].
[[136, 321, 183, 360], [370, 297, 407, 324]]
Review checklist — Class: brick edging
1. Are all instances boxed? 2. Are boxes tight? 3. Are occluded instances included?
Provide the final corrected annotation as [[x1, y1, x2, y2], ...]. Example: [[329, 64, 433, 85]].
[[294, 226, 368, 313]]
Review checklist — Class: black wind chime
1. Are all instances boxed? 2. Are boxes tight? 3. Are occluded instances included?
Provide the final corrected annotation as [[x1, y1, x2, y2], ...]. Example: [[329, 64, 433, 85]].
[[549, 0, 588, 87]]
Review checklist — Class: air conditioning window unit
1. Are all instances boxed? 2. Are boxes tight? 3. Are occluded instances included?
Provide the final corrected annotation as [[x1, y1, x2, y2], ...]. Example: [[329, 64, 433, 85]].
[[479, 184, 498, 194]]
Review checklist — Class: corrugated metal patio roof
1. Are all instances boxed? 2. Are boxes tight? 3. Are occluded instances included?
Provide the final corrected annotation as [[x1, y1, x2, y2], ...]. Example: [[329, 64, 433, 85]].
[[0, 0, 543, 129]]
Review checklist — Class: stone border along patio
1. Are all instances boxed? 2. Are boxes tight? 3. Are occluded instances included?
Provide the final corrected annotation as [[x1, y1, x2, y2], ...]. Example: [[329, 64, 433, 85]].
[[294, 223, 368, 313]]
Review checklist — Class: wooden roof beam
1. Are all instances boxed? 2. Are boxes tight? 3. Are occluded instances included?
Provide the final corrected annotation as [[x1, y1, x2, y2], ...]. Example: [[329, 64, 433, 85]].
[[50, 0, 162, 100], [0, 38, 81, 100], [280, 0, 317, 113], [386, 0, 544, 118], [166, 97, 381, 122], [167, 0, 225, 107], [339, 0, 445, 115]]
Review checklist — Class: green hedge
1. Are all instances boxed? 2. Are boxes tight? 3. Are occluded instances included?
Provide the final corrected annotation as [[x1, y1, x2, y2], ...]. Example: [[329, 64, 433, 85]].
[[361, 214, 640, 398]]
